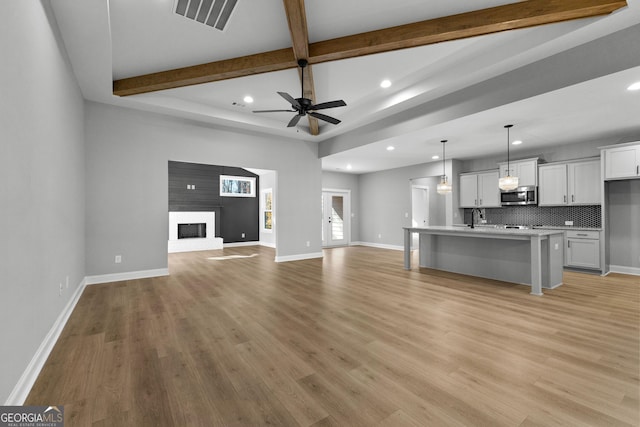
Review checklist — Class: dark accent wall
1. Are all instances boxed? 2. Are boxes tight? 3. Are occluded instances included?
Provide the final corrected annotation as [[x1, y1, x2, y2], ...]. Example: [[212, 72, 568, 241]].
[[168, 161, 259, 243]]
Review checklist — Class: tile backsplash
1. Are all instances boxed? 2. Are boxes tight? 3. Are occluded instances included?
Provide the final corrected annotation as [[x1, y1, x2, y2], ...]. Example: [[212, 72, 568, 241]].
[[463, 205, 601, 228]]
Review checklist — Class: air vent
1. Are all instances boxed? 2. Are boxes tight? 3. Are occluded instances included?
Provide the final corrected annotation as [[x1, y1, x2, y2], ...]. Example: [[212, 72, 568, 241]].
[[174, 0, 238, 31]]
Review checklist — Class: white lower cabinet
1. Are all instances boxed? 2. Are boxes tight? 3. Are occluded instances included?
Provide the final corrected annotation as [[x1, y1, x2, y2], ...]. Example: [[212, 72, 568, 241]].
[[565, 230, 601, 269]]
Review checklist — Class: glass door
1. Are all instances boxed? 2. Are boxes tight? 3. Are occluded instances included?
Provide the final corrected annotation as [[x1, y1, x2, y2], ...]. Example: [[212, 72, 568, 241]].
[[322, 191, 349, 247]]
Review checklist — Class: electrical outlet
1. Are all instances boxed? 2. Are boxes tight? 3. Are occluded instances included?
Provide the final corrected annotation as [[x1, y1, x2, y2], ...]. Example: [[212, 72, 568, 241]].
[[378, 233, 382, 239], [306, 241, 310, 247], [241, 232, 245, 238], [404, 212, 409, 218], [115, 255, 122, 264]]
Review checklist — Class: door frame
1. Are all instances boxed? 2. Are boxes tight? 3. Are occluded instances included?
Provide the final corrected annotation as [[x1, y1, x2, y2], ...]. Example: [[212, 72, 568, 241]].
[[410, 184, 430, 250], [322, 188, 351, 248]]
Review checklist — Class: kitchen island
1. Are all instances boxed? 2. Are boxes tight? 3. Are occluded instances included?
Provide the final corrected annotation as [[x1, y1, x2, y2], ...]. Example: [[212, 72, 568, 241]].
[[403, 226, 564, 295]]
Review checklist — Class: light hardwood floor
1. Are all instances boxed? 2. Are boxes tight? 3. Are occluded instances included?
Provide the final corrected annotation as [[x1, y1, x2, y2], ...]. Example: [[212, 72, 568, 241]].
[[26, 245, 639, 426]]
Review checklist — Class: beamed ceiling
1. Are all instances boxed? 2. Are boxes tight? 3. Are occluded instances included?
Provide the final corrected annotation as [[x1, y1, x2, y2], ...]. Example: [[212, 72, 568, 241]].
[[52, 0, 640, 172]]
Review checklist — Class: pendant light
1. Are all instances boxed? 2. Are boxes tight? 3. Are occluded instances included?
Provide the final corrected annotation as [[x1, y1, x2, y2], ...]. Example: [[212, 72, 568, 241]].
[[436, 140, 452, 195], [498, 124, 519, 191]]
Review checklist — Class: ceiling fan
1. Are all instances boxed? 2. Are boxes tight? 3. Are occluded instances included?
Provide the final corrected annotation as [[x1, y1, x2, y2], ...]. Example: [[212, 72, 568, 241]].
[[253, 59, 346, 128]]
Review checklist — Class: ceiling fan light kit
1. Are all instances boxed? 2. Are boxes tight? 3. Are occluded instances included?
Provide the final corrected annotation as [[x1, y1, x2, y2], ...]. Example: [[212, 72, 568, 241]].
[[253, 59, 346, 132], [498, 124, 520, 191]]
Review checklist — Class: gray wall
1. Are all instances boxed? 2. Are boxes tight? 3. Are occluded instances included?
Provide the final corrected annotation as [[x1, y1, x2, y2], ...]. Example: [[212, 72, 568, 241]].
[[321, 171, 360, 243], [85, 102, 322, 274], [461, 138, 610, 173], [357, 160, 461, 247], [607, 180, 640, 270], [0, 1, 86, 403]]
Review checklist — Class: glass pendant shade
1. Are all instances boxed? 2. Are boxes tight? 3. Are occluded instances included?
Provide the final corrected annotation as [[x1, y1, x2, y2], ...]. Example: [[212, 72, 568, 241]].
[[437, 176, 452, 195], [498, 174, 519, 191], [437, 140, 452, 195], [498, 124, 518, 191]]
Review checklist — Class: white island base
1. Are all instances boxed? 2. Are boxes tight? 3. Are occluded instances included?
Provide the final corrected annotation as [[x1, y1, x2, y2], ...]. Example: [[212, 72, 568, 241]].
[[404, 226, 564, 295]]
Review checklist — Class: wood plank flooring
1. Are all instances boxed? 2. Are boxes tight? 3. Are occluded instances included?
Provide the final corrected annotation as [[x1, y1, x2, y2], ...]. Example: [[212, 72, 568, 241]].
[[26, 245, 639, 426]]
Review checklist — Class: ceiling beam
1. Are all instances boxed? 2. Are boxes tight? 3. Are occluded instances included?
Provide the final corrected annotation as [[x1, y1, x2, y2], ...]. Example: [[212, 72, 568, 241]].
[[113, 48, 296, 96], [113, 0, 627, 97], [282, 0, 319, 135], [308, 0, 628, 63]]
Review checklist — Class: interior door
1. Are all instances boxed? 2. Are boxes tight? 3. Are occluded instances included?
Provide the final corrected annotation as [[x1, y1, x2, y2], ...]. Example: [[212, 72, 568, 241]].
[[322, 191, 349, 247], [411, 186, 429, 249]]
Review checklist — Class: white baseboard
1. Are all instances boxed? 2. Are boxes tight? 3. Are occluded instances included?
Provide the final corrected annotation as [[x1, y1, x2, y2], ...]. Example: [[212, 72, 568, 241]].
[[259, 241, 276, 248], [5, 278, 87, 405], [352, 241, 404, 251], [275, 252, 323, 263], [85, 268, 169, 285], [609, 265, 640, 276]]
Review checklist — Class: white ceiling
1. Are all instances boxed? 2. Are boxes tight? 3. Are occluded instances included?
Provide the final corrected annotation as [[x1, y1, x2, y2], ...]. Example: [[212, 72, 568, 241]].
[[51, 0, 640, 173]]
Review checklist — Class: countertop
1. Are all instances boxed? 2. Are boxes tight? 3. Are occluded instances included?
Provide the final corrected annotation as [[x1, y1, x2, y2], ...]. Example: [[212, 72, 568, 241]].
[[453, 224, 602, 232], [405, 225, 564, 237]]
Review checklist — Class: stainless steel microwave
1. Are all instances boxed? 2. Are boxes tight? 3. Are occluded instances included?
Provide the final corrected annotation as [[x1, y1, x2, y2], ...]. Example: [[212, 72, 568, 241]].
[[500, 186, 537, 206]]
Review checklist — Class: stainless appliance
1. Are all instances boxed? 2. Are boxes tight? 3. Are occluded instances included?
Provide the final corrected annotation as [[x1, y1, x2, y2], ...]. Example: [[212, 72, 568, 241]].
[[500, 185, 537, 206]]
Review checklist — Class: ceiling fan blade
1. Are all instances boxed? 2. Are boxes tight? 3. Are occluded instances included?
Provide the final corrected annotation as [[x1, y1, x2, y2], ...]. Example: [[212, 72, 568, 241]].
[[287, 114, 302, 127], [278, 92, 301, 109], [309, 112, 341, 125], [252, 109, 296, 113], [310, 100, 347, 110]]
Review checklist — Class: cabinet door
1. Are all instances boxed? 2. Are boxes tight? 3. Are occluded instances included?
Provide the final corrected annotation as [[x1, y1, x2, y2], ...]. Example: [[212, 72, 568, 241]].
[[568, 160, 601, 204], [566, 238, 601, 269], [478, 171, 500, 207], [459, 174, 478, 207], [517, 161, 538, 187], [604, 145, 639, 179], [538, 164, 567, 206]]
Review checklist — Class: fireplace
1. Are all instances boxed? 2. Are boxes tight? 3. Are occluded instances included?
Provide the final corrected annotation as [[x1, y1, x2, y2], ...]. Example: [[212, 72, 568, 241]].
[[178, 223, 206, 239], [168, 211, 222, 253]]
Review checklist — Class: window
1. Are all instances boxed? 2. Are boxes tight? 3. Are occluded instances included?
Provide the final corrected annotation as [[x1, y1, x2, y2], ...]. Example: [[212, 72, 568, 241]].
[[261, 189, 273, 232]]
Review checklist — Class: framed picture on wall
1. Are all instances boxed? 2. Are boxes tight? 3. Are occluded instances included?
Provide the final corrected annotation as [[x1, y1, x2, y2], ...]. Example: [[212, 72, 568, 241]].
[[220, 175, 256, 197]]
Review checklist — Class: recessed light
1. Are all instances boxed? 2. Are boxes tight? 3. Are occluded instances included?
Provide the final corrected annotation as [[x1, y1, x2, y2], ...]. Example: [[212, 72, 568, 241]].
[[386, 146, 395, 151], [346, 164, 353, 170], [512, 140, 523, 145], [432, 155, 440, 160], [380, 79, 392, 88], [243, 95, 254, 103], [628, 82, 640, 91]]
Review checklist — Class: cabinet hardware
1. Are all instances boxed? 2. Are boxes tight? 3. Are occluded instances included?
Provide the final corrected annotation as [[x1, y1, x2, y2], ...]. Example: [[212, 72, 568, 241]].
[[637, 165, 639, 175], [479, 199, 482, 205], [568, 240, 571, 248], [563, 195, 567, 203], [475, 199, 477, 205], [572, 195, 575, 203], [577, 233, 587, 236]]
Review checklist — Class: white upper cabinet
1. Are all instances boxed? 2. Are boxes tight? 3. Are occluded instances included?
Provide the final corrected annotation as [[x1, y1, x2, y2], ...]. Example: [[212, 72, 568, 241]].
[[498, 158, 538, 187], [538, 164, 567, 205], [539, 159, 600, 206], [602, 143, 640, 180], [459, 170, 500, 208]]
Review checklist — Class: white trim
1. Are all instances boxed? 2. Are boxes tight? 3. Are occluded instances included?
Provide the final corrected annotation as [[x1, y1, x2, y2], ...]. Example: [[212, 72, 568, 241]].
[[223, 241, 260, 248], [5, 279, 87, 405], [609, 265, 640, 276], [275, 252, 323, 262], [259, 241, 276, 248], [85, 268, 169, 285], [352, 241, 404, 251]]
